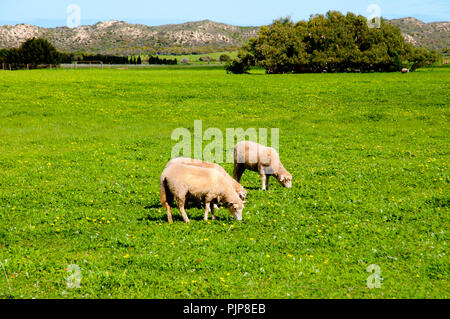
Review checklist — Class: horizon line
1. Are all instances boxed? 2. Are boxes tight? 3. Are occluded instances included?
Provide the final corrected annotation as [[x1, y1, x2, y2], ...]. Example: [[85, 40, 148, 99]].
[[0, 15, 448, 29]]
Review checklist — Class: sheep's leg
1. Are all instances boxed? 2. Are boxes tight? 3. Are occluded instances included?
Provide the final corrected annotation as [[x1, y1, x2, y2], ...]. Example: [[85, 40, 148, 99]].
[[260, 174, 267, 190], [211, 202, 216, 220], [234, 164, 245, 182], [164, 202, 173, 224], [266, 175, 270, 191], [204, 201, 211, 221], [176, 197, 190, 223]]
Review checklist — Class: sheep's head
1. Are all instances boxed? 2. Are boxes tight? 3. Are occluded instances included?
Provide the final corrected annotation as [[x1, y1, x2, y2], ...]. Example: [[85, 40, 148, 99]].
[[228, 201, 244, 221], [277, 173, 292, 189]]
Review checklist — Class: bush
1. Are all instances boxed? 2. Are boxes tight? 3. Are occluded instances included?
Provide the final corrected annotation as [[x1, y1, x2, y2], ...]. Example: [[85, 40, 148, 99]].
[[199, 56, 213, 62], [219, 54, 232, 62], [225, 51, 252, 74]]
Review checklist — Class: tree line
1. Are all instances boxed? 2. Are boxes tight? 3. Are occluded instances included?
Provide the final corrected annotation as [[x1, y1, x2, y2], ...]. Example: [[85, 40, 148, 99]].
[[0, 38, 133, 68], [0, 38, 61, 69], [0, 38, 179, 69], [226, 12, 441, 74], [148, 55, 177, 65]]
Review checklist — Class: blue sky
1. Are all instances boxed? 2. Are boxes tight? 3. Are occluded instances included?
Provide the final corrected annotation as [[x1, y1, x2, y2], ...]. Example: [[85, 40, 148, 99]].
[[1, 0, 449, 27]]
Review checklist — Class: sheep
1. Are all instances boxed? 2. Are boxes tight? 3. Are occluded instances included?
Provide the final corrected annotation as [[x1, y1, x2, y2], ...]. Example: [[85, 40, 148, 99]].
[[233, 141, 292, 190], [160, 163, 244, 223], [165, 157, 247, 200], [402, 68, 409, 73]]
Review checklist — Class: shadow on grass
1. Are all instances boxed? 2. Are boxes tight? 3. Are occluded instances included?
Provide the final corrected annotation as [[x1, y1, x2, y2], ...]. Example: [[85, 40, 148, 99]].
[[144, 201, 204, 210], [244, 186, 261, 190], [141, 201, 230, 223], [139, 212, 229, 223]]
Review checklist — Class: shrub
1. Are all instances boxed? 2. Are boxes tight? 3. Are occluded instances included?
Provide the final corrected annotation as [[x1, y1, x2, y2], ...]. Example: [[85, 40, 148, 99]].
[[225, 50, 252, 74], [219, 54, 232, 62], [199, 56, 212, 62]]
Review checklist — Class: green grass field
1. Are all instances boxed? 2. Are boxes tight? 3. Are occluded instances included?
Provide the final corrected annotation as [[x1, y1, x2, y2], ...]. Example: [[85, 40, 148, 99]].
[[0, 66, 448, 299]]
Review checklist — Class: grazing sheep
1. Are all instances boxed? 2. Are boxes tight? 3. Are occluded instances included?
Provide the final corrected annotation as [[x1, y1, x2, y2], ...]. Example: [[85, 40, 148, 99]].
[[160, 163, 244, 223], [165, 157, 247, 200], [233, 141, 292, 190], [402, 68, 409, 73]]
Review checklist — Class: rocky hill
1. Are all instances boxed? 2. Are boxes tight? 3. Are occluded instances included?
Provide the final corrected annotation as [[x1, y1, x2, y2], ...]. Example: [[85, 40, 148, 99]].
[[389, 17, 449, 50], [0, 18, 448, 55], [0, 20, 259, 55]]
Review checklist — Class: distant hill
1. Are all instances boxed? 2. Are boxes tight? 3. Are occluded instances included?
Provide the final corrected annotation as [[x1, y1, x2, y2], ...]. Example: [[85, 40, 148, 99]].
[[0, 20, 259, 55], [388, 17, 449, 50], [0, 18, 448, 55]]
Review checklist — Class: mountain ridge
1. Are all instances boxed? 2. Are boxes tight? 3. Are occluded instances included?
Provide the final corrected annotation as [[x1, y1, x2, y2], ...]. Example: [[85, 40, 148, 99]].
[[0, 18, 447, 55]]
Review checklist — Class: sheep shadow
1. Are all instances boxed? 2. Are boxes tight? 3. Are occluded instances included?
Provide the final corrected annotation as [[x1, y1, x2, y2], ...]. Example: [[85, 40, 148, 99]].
[[139, 211, 229, 223], [244, 186, 261, 191], [144, 201, 204, 210], [141, 201, 230, 223]]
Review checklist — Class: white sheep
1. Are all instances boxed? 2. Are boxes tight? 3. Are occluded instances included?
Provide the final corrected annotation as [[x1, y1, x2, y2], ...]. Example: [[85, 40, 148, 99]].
[[233, 141, 292, 190], [165, 157, 247, 200], [160, 163, 244, 223]]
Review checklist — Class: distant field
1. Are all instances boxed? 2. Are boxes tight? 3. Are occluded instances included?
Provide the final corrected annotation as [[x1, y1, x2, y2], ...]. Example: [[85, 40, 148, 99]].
[[134, 51, 239, 64], [0, 67, 448, 298]]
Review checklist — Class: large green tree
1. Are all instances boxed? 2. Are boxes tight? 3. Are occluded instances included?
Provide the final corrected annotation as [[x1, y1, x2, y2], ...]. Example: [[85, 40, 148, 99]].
[[228, 11, 439, 74], [19, 38, 61, 67]]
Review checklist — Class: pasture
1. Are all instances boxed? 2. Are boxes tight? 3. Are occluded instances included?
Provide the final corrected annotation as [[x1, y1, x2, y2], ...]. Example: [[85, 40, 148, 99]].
[[0, 66, 448, 298], [133, 51, 239, 64]]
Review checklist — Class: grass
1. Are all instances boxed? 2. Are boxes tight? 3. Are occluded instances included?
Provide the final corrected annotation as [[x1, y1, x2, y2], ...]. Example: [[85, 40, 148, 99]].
[[0, 67, 448, 299]]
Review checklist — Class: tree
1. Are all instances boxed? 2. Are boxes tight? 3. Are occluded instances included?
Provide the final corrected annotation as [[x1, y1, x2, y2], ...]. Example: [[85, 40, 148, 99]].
[[19, 38, 61, 67], [0, 49, 8, 63], [137, 56, 142, 64], [6, 48, 22, 67], [406, 46, 440, 71], [226, 11, 440, 74], [247, 18, 309, 73]]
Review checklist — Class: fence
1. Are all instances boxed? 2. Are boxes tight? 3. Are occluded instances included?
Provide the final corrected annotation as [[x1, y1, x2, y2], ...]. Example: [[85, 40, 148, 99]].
[[74, 61, 104, 69], [2, 63, 57, 71]]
